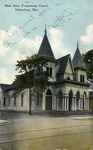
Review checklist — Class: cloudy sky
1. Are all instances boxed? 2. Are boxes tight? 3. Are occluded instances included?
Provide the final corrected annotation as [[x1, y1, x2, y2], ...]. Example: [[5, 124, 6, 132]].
[[0, 0, 93, 84]]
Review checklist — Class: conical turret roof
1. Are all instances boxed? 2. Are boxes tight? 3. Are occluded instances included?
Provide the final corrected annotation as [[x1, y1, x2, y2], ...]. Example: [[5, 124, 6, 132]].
[[72, 43, 85, 68], [38, 29, 55, 60]]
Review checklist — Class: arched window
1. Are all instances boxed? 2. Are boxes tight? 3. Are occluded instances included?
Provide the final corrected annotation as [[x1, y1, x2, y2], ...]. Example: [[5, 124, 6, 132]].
[[8, 95, 10, 106], [14, 96, 16, 106], [21, 93, 24, 107], [46, 89, 52, 96], [67, 77, 70, 80], [83, 92, 86, 110], [37, 90, 39, 105], [76, 91, 80, 110], [3, 97, 6, 106], [46, 89, 52, 110], [69, 90, 73, 111]]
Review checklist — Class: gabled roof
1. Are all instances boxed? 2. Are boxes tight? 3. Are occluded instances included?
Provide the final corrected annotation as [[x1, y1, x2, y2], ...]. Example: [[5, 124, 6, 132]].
[[57, 54, 71, 74], [0, 83, 16, 92], [38, 30, 55, 60], [72, 43, 85, 68]]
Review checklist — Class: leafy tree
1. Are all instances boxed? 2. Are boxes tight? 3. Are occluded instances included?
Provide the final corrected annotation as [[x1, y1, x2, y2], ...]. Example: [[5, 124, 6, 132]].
[[83, 49, 93, 79], [13, 54, 49, 115]]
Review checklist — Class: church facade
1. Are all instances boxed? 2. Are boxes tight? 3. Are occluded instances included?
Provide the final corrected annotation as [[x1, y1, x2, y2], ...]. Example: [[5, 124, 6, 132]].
[[0, 30, 89, 112]]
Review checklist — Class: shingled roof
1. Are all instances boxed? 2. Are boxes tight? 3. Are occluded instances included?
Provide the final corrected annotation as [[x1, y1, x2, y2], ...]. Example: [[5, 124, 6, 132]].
[[38, 29, 55, 60], [0, 83, 16, 92], [57, 54, 70, 74], [72, 43, 85, 68]]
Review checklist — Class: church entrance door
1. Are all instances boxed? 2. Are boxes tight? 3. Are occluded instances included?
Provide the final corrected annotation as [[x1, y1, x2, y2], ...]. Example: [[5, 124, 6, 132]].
[[46, 89, 52, 110]]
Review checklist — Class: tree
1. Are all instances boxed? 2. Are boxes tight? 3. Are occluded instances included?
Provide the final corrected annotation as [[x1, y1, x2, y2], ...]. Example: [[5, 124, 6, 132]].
[[13, 54, 49, 115], [83, 49, 93, 79]]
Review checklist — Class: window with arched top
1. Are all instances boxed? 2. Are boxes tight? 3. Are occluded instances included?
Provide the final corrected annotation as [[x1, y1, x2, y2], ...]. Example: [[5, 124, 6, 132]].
[[37, 90, 39, 105], [14, 96, 16, 106], [82, 92, 86, 110], [21, 93, 24, 107], [3, 97, 6, 106], [69, 90, 73, 111], [76, 91, 80, 110], [8, 95, 10, 106], [46, 89, 52, 110], [46, 89, 52, 96], [67, 77, 70, 80]]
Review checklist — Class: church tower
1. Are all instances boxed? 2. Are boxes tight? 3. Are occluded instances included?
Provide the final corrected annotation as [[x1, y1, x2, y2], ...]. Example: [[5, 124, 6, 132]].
[[72, 43, 87, 82], [38, 28, 56, 82], [38, 28, 55, 60]]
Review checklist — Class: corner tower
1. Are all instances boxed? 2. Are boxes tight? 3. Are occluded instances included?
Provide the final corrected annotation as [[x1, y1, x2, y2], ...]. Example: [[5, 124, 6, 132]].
[[72, 42, 85, 68], [38, 28, 55, 60], [72, 43, 86, 82]]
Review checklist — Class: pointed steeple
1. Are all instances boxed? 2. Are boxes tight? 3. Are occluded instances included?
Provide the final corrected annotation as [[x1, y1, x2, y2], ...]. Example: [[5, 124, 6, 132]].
[[72, 42, 85, 68], [38, 28, 55, 60]]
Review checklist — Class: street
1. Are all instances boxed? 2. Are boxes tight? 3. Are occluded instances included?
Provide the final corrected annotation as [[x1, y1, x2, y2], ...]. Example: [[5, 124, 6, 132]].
[[0, 111, 93, 150]]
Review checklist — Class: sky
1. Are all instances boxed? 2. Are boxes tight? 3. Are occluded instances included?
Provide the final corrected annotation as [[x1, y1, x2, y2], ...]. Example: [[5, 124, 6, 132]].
[[0, 0, 93, 84]]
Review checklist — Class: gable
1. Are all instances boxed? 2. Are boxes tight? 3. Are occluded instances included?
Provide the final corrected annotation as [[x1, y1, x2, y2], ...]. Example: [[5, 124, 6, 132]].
[[57, 54, 70, 75], [65, 58, 74, 74]]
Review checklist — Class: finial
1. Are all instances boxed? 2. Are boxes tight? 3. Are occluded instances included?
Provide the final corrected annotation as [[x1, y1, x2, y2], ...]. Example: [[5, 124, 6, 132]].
[[44, 24, 47, 34], [77, 40, 79, 49]]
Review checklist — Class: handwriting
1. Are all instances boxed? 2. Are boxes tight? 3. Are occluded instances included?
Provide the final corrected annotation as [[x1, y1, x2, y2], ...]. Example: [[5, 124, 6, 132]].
[[19, 14, 34, 29], [39, 7, 53, 22], [5, 7, 53, 49], [23, 30, 31, 37], [56, 1, 66, 6], [5, 14, 34, 40], [4, 14, 35, 48], [33, 27, 37, 30], [49, 8, 77, 28], [4, 42, 13, 48], [4, 2, 78, 50], [39, 10, 47, 22], [5, 27, 20, 38]]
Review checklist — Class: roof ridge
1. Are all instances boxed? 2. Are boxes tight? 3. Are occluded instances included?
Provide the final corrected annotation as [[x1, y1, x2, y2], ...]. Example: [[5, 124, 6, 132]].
[[56, 54, 70, 64]]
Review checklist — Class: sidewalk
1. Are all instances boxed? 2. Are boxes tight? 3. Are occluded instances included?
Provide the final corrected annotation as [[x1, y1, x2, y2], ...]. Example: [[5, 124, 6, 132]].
[[0, 110, 93, 120], [0, 120, 11, 125], [32, 110, 93, 116]]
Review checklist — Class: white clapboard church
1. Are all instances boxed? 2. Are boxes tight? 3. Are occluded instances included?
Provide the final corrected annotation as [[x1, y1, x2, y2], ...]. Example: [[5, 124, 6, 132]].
[[0, 29, 89, 112]]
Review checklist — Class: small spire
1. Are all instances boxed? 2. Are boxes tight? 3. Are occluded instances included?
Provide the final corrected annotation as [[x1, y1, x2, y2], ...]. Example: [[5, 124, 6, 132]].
[[44, 24, 47, 34]]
